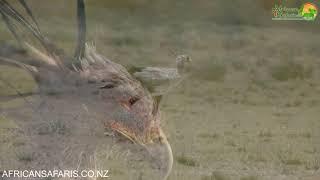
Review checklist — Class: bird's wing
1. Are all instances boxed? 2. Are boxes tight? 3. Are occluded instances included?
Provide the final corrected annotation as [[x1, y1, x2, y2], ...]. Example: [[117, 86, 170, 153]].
[[133, 67, 179, 81], [132, 67, 183, 96]]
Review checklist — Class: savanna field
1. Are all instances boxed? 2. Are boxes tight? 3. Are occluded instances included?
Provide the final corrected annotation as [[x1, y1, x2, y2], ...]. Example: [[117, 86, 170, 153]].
[[0, 0, 320, 180]]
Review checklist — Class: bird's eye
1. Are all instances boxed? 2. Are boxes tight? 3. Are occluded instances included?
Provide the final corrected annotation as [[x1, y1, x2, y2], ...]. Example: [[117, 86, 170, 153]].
[[129, 96, 140, 105]]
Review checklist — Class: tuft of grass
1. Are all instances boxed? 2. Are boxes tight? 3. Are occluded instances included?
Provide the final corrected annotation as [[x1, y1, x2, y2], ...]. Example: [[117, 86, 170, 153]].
[[251, 78, 271, 90], [287, 131, 312, 139], [258, 129, 273, 138], [270, 61, 312, 81], [16, 151, 34, 162], [277, 150, 303, 166], [38, 120, 68, 135], [50, 120, 67, 135], [237, 146, 247, 153], [12, 138, 26, 147], [247, 154, 267, 163], [198, 133, 220, 139], [201, 171, 230, 180], [284, 100, 303, 107], [304, 147, 317, 154], [225, 139, 236, 147], [305, 158, 320, 171], [240, 175, 259, 180], [300, 132, 312, 138], [176, 154, 197, 167], [283, 159, 303, 166]]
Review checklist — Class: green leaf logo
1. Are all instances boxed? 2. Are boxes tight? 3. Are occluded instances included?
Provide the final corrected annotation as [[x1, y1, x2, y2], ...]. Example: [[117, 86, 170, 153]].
[[300, 3, 318, 21]]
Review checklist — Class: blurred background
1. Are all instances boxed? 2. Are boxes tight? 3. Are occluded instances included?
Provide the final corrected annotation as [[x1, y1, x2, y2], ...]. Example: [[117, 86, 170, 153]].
[[0, 0, 320, 180]]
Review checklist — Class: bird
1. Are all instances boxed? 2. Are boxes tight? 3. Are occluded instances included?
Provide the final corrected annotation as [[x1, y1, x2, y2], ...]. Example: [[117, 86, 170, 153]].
[[132, 54, 192, 96], [0, 0, 173, 179]]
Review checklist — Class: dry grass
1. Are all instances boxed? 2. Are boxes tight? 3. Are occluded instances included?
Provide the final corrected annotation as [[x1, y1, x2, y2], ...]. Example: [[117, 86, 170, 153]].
[[176, 154, 197, 167], [201, 171, 230, 180], [0, 1, 320, 180]]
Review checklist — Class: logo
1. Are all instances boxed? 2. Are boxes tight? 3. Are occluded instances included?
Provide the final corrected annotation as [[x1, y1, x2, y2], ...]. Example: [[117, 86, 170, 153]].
[[272, 1, 318, 21], [300, 2, 318, 21]]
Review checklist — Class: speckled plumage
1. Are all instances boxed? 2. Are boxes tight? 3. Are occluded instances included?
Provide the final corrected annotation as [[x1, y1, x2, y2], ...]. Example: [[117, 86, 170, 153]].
[[133, 54, 192, 95]]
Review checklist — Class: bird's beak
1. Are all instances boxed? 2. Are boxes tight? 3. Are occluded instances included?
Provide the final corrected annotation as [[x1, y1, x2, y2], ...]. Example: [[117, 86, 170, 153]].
[[144, 129, 173, 180]]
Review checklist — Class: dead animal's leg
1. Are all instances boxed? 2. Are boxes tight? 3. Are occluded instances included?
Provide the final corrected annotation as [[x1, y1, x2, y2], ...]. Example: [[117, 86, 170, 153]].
[[74, 0, 86, 63]]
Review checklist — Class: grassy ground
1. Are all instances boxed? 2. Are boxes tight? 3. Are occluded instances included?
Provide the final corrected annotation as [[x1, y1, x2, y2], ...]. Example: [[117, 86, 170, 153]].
[[0, 1, 320, 180]]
